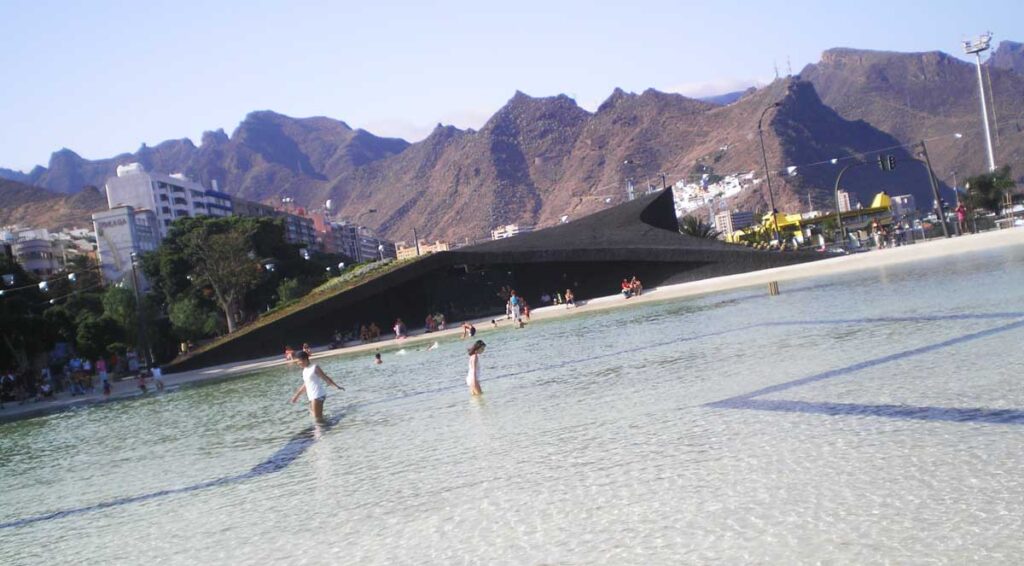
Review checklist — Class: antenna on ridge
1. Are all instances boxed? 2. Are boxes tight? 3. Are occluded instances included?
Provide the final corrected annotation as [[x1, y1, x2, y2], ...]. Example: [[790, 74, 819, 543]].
[[774, 60, 779, 80], [787, 56, 792, 76]]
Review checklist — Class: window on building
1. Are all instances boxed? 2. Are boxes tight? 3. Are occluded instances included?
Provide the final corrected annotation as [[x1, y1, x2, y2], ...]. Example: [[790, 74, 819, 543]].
[[162, 207, 171, 214], [174, 197, 187, 206], [159, 194, 169, 202]]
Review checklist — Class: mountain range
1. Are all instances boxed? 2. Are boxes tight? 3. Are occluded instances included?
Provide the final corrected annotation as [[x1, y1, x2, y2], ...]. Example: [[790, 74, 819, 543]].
[[2, 40, 1022, 242]]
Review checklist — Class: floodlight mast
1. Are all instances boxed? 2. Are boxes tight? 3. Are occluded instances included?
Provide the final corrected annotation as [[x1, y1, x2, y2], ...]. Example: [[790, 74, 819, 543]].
[[963, 32, 997, 172]]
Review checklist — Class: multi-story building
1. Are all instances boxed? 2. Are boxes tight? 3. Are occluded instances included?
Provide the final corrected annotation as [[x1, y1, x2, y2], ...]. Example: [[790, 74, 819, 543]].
[[837, 190, 860, 213], [233, 198, 318, 249], [105, 163, 233, 237], [395, 240, 450, 260], [713, 211, 754, 236], [490, 224, 534, 240], [92, 206, 160, 285], [12, 236, 59, 277]]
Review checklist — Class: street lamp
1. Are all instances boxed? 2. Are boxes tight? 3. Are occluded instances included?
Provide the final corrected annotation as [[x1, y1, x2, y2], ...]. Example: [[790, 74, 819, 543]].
[[963, 33, 997, 172], [758, 102, 782, 241], [128, 251, 151, 369]]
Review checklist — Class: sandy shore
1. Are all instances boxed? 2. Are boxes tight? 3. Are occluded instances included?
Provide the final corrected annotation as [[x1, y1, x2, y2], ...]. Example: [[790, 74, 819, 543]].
[[3, 227, 1022, 423]]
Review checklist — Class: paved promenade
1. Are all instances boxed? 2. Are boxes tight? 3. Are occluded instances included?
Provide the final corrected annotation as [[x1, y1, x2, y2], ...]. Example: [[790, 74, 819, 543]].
[[3, 227, 1021, 424]]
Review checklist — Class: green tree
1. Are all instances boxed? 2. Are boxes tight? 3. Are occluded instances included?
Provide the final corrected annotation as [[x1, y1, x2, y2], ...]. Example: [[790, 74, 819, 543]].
[[75, 316, 123, 360], [276, 278, 303, 305], [102, 286, 138, 343], [679, 215, 721, 239], [182, 225, 261, 333], [168, 296, 220, 341], [0, 257, 48, 370], [965, 166, 1016, 213]]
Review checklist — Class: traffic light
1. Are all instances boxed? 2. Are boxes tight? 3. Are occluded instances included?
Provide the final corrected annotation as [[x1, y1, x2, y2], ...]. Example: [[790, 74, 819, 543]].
[[888, 155, 897, 171], [877, 154, 897, 171]]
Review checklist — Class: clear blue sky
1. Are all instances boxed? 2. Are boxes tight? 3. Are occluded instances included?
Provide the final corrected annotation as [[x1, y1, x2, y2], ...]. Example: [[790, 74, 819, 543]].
[[1, 0, 1021, 172]]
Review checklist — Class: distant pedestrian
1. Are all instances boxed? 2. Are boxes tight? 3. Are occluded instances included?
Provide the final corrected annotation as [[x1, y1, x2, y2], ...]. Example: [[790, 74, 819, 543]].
[[565, 288, 576, 308], [394, 318, 407, 339], [289, 351, 345, 422], [466, 340, 486, 396], [509, 290, 522, 324], [96, 358, 108, 389], [151, 366, 165, 392], [956, 203, 968, 234]]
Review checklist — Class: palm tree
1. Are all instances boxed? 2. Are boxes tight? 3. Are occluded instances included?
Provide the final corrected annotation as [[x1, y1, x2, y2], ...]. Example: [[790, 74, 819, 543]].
[[679, 215, 721, 239]]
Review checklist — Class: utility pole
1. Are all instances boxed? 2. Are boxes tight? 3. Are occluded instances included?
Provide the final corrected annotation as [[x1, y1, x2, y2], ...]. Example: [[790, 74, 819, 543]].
[[963, 33, 997, 172], [413, 227, 421, 257], [918, 140, 950, 238], [128, 252, 151, 369], [758, 102, 782, 241]]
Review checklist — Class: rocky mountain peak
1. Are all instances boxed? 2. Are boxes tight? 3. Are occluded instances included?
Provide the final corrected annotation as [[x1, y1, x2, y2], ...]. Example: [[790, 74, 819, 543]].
[[989, 40, 1024, 74]]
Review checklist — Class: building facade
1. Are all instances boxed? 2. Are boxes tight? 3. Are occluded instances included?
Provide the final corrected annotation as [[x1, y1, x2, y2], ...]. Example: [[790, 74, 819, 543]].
[[837, 190, 859, 213], [395, 240, 451, 260], [92, 206, 160, 285], [105, 163, 233, 238], [232, 198, 318, 249], [490, 224, 534, 240], [713, 211, 755, 236]]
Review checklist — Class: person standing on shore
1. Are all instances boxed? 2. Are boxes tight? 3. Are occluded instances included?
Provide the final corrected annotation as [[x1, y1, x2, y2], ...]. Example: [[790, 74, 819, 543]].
[[151, 366, 165, 392], [289, 351, 345, 422], [466, 340, 486, 396], [509, 290, 522, 325]]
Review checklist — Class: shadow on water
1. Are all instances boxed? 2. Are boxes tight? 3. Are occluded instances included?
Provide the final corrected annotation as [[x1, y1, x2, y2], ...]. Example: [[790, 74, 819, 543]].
[[706, 318, 1024, 424], [0, 413, 346, 530]]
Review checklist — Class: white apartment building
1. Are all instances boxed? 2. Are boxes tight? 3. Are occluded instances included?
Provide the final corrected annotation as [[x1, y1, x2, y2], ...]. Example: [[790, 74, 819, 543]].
[[92, 206, 160, 285], [490, 224, 534, 240], [837, 190, 859, 213], [105, 163, 233, 237]]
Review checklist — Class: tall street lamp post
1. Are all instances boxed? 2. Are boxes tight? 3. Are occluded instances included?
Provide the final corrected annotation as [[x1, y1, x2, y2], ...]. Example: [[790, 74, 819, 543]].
[[758, 102, 782, 241], [963, 33, 997, 172]]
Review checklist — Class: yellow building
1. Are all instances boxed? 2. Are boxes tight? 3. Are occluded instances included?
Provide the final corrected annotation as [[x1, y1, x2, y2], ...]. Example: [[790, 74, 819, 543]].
[[395, 240, 451, 260]]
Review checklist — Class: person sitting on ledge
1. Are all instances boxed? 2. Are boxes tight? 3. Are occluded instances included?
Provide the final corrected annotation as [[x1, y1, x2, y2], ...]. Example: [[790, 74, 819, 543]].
[[630, 276, 643, 297], [621, 279, 633, 299]]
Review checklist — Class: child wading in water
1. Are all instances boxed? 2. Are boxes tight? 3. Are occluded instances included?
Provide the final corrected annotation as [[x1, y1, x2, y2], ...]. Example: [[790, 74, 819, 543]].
[[466, 340, 486, 396], [289, 351, 345, 421]]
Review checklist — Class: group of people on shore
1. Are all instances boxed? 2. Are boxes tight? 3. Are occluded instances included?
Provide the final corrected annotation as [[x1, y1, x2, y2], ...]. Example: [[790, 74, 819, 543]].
[[2, 356, 167, 410], [621, 276, 643, 299], [423, 312, 447, 332]]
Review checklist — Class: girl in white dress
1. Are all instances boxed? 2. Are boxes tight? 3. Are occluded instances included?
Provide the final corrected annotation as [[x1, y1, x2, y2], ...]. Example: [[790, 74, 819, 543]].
[[289, 351, 345, 421], [466, 340, 486, 396]]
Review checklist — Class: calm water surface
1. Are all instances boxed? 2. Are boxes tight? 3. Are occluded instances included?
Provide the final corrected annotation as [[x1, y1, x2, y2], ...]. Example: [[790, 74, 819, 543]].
[[2, 244, 1024, 564]]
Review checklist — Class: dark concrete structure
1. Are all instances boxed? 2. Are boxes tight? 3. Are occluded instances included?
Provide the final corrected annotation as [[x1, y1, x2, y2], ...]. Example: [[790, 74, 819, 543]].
[[168, 190, 820, 372]]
